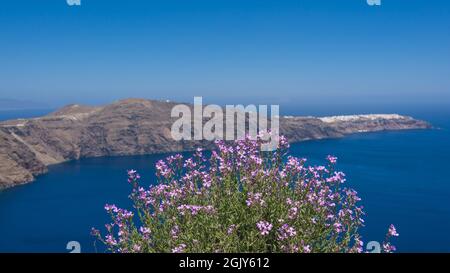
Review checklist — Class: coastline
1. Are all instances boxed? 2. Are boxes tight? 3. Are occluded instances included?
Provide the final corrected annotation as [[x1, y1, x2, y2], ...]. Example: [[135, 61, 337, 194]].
[[0, 99, 432, 190]]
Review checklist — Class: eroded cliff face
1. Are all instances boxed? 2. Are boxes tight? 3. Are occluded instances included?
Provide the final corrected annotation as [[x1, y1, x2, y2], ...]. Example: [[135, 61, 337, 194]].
[[0, 99, 432, 189]]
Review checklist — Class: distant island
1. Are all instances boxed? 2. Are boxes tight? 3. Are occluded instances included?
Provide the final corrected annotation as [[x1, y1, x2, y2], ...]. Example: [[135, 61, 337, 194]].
[[0, 99, 432, 189]]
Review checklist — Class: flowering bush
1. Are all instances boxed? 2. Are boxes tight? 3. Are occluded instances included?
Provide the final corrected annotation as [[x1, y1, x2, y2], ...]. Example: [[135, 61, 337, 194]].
[[92, 135, 398, 253]]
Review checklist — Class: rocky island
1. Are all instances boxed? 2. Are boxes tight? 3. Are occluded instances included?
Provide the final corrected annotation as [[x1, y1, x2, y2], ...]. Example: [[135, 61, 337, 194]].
[[0, 99, 431, 189]]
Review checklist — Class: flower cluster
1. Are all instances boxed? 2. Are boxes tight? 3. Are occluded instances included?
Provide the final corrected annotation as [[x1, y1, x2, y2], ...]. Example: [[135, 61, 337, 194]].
[[382, 224, 400, 253], [92, 134, 398, 253], [256, 221, 273, 236]]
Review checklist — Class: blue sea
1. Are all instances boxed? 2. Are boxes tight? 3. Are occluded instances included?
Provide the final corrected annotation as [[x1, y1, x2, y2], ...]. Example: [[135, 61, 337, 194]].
[[0, 108, 449, 253]]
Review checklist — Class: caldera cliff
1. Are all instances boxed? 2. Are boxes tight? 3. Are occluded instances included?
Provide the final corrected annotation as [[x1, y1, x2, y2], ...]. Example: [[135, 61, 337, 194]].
[[0, 99, 432, 189]]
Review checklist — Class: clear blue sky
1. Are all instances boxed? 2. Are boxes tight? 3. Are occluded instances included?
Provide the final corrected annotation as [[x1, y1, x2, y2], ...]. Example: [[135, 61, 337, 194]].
[[1, 0, 449, 110]]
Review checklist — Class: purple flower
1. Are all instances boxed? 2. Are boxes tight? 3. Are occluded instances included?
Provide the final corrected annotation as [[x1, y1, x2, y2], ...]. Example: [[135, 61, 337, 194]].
[[127, 169, 140, 183], [246, 192, 265, 207], [172, 244, 187, 253], [94, 133, 394, 254], [132, 244, 141, 252], [90, 228, 100, 237], [303, 245, 311, 253], [333, 222, 343, 233], [326, 155, 338, 164], [278, 224, 297, 240], [140, 227, 151, 237], [105, 234, 117, 246], [326, 171, 346, 184], [227, 224, 236, 235], [256, 220, 273, 236], [388, 224, 399, 237], [155, 160, 173, 179], [171, 225, 180, 239], [383, 242, 396, 253], [177, 204, 216, 216], [353, 237, 364, 253], [104, 204, 118, 213], [288, 206, 298, 220]]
